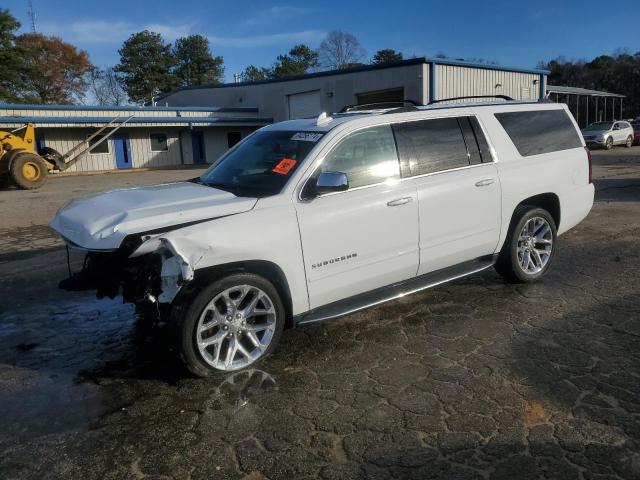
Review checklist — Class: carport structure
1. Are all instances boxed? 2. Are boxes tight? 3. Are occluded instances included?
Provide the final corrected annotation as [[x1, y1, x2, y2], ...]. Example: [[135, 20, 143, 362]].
[[546, 85, 626, 128]]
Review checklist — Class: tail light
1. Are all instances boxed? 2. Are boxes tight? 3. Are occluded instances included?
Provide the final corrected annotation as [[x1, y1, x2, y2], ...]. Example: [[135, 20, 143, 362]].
[[585, 146, 593, 184]]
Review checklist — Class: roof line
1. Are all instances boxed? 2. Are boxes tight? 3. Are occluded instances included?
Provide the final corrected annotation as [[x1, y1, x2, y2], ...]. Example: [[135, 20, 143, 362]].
[[546, 85, 625, 98], [157, 57, 550, 99], [0, 116, 273, 125], [0, 103, 258, 113]]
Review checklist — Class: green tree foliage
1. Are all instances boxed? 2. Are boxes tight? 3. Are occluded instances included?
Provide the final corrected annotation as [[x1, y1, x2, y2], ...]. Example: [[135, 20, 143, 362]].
[[173, 34, 224, 87], [0, 9, 25, 102], [541, 52, 640, 118], [240, 65, 270, 82], [15, 33, 93, 104], [116, 30, 176, 103], [271, 44, 319, 78], [372, 49, 403, 64]]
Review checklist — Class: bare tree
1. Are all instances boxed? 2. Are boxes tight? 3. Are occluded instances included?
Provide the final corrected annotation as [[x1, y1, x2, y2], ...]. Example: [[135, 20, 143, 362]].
[[88, 66, 128, 105], [318, 30, 366, 70]]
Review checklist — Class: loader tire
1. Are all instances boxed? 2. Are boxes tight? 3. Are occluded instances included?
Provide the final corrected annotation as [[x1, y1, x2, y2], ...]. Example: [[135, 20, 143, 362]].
[[10, 153, 48, 189]]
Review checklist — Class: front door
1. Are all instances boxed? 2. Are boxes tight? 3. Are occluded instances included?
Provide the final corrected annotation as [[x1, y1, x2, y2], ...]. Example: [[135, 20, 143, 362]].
[[192, 131, 206, 164], [393, 116, 502, 275], [113, 132, 132, 169], [295, 125, 420, 309]]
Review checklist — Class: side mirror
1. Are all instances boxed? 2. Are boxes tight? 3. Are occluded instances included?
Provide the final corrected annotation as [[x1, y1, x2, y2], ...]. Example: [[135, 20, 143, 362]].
[[309, 171, 349, 196], [613, 125, 620, 130]]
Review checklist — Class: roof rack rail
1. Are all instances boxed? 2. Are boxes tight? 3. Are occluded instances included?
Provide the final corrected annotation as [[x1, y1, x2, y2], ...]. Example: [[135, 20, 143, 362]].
[[338, 100, 422, 113], [427, 95, 514, 105]]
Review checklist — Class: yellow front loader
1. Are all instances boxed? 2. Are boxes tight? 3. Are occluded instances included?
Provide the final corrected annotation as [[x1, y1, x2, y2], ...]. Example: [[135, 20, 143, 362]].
[[0, 117, 133, 189], [0, 123, 53, 189]]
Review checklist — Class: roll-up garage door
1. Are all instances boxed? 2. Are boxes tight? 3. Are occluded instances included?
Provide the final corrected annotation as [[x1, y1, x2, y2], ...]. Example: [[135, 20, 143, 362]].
[[288, 90, 321, 119]]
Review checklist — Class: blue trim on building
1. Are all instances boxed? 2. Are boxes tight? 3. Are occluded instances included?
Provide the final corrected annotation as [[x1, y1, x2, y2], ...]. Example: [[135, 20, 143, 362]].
[[539, 74, 546, 99], [0, 116, 273, 125], [0, 103, 258, 113]]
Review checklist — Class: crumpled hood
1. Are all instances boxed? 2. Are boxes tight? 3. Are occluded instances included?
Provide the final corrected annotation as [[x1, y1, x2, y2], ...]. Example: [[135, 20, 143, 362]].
[[50, 181, 257, 250]]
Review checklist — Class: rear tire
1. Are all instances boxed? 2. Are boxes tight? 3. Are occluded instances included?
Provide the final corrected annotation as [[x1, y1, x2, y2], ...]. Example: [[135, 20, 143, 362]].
[[495, 206, 557, 283], [174, 273, 285, 377], [9, 153, 48, 189]]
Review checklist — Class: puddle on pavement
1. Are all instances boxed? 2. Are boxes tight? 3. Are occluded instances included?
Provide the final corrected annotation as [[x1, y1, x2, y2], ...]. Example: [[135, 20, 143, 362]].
[[0, 294, 278, 441]]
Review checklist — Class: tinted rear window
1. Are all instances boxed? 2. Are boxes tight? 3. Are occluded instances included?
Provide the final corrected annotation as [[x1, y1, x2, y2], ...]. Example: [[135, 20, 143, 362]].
[[393, 118, 470, 176], [495, 109, 582, 157]]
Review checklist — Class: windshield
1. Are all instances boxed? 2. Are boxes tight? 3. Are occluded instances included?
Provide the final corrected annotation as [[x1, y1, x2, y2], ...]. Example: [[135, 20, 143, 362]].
[[199, 130, 322, 197], [583, 122, 613, 131]]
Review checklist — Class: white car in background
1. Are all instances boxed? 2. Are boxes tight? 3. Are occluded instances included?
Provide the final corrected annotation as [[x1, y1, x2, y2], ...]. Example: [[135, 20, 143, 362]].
[[582, 120, 634, 149], [51, 99, 594, 376]]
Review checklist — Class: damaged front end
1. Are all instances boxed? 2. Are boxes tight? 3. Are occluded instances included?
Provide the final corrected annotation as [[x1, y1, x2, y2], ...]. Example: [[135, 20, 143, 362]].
[[59, 234, 193, 306]]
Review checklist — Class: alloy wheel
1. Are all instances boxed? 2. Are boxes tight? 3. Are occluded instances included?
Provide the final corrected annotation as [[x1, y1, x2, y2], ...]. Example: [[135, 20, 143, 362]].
[[516, 217, 553, 275], [196, 285, 277, 371]]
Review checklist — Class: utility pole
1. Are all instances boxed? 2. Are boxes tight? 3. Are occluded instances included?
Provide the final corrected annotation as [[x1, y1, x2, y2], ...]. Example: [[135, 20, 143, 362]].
[[27, 0, 37, 33]]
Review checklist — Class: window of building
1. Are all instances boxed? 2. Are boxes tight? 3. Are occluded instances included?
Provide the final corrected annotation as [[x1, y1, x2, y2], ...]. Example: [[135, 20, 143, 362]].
[[320, 125, 400, 189], [227, 131, 242, 148], [494, 109, 582, 157], [393, 118, 470, 176], [150, 133, 169, 152], [88, 134, 109, 154]]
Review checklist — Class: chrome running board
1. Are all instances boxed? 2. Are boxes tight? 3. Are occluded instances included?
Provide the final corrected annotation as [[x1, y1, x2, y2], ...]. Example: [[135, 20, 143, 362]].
[[295, 255, 497, 326]]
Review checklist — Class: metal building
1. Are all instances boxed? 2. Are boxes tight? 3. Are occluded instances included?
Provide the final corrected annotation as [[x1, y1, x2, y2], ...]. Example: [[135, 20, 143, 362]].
[[546, 85, 626, 128], [0, 104, 271, 173], [158, 57, 549, 122]]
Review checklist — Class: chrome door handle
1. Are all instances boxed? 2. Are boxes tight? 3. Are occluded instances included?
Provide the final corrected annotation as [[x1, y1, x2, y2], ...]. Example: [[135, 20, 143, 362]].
[[387, 197, 413, 207], [475, 178, 495, 187]]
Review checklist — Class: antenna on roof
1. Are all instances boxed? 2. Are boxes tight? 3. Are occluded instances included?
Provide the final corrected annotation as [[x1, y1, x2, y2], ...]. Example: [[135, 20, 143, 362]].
[[316, 112, 332, 126], [27, 0, 37, 33]]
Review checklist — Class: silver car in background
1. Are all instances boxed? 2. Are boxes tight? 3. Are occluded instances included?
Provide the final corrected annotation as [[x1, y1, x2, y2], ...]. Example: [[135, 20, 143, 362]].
[[582, 121, 635, 149]]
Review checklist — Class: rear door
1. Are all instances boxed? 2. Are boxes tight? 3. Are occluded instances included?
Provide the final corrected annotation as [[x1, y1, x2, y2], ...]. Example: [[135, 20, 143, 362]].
[[295, 124, 419, 309], [393, 116, 502, 275]]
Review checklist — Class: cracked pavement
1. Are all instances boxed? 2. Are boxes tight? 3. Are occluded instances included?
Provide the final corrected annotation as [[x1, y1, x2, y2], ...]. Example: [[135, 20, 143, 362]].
[[0, 149, 639, 479]]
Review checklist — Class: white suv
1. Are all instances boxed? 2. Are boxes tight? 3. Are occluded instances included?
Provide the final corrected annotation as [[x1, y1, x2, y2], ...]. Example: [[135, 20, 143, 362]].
[[51, 100, 594, 376]]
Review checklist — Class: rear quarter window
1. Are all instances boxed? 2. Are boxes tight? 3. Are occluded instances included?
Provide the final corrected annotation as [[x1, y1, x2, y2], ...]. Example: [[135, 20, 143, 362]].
[[494, 109, 582, 157]]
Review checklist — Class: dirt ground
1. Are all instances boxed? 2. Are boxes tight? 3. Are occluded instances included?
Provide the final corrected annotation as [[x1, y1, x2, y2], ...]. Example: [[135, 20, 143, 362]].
[[0, 148, 639, 479]]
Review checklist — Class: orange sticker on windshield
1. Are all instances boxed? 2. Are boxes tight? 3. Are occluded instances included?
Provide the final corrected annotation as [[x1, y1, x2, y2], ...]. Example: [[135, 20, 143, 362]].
[[272, 158, 297, 175]]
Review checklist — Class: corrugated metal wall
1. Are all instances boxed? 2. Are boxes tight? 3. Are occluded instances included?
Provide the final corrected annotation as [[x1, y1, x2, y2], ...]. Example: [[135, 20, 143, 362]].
[[435, 65, 541, 102], [39, 126, 258, 173]]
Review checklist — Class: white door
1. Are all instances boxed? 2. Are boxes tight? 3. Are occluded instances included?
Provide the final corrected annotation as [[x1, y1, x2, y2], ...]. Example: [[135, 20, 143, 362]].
[[288, 90, 321, 119], [393, 116, 502, 275], [295, 125, 419, 309]]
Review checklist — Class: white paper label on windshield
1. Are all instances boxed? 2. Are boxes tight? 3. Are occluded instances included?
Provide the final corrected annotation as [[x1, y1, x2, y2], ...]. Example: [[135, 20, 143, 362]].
[[291, 132, 323, 142]]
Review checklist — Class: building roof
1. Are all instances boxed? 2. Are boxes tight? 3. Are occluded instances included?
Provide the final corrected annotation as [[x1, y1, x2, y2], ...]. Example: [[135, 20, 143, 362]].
[[546, 85, 625, 98], [156, 57, 550, 100], [0, 116, 272, 128], [0, 103, 258, 112]]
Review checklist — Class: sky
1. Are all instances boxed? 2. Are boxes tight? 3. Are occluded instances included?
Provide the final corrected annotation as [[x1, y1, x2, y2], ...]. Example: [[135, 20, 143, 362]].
[[4, 0, 640, 83]]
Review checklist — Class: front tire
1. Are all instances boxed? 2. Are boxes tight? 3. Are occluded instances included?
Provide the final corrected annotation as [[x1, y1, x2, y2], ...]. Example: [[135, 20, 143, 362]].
[[175, 273, 285, 377], [495, 206, 557, 283], [10, 153, 48, 189], [604, 136, 613, 150]]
